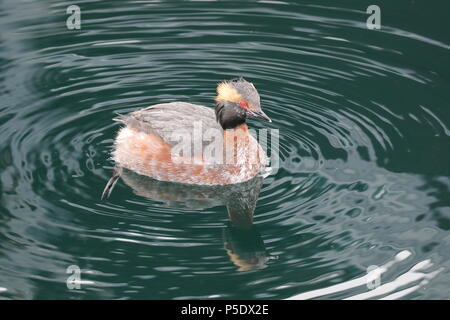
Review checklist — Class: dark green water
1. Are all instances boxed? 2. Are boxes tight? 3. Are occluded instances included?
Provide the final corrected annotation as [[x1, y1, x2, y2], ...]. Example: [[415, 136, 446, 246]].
[[1, 0, 449, 299]]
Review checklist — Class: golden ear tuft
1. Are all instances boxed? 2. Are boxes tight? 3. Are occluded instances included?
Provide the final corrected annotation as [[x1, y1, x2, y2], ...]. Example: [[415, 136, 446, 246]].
[[215, 82, 242, 103]]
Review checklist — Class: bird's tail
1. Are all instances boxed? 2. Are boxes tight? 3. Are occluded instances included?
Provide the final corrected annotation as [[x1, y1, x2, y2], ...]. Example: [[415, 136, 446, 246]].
[[101, 166, 123, 200]]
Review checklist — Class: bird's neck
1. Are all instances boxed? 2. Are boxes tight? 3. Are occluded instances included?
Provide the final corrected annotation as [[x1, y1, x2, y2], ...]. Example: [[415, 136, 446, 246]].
[[223, 123, 251, 164], [223, 123, 249, 142]]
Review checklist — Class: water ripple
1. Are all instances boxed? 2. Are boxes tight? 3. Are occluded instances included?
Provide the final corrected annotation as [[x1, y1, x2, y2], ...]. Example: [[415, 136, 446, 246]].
[[0, 0, 449, 299]]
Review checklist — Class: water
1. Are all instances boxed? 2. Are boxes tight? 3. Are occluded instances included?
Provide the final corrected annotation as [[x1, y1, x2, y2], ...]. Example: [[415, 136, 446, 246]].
[[0, 0, 449, 300]]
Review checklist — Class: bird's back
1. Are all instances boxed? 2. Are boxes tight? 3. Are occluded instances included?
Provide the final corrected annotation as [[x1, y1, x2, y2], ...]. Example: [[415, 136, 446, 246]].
[[115, 102, 222, 148]]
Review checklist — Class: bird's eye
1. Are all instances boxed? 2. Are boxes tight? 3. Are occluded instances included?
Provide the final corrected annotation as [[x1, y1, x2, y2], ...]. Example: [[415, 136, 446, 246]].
[[239, 101, 249, 109]]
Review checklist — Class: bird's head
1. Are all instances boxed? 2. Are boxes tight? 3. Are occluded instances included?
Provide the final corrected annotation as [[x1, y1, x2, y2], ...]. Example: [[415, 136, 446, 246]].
[[215, 77, 271, 129]]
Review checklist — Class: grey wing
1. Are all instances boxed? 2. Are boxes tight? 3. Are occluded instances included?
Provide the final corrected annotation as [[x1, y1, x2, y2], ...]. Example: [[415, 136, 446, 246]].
[[116, 102, 223, 149]]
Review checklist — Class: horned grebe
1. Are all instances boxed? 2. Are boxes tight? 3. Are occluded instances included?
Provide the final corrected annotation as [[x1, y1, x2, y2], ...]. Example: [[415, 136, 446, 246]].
[[102, 77, 272, 199]]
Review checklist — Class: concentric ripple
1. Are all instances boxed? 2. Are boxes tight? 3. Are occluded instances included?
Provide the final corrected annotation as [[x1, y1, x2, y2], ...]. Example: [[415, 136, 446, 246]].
[[0, 0, 449, 299]]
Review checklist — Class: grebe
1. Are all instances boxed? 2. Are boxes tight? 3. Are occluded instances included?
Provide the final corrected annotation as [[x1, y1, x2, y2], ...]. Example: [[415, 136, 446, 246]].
[[102, 77, 272, 199]]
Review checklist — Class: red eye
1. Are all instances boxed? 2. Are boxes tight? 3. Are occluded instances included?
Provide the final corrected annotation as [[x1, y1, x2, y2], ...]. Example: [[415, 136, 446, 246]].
[[239, 101, 249, 109]]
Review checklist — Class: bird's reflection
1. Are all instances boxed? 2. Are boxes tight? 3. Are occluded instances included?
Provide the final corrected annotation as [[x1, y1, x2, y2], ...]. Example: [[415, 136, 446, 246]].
[[120, 168, 271, 271]]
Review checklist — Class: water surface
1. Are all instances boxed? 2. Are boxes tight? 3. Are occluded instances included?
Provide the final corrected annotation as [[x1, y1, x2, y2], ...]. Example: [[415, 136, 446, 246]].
[[0, 0, 449, 299]]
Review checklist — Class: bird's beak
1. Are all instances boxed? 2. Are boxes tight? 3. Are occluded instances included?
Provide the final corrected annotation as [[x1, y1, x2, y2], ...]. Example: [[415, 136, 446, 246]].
[[247, 110, 272, 123]]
